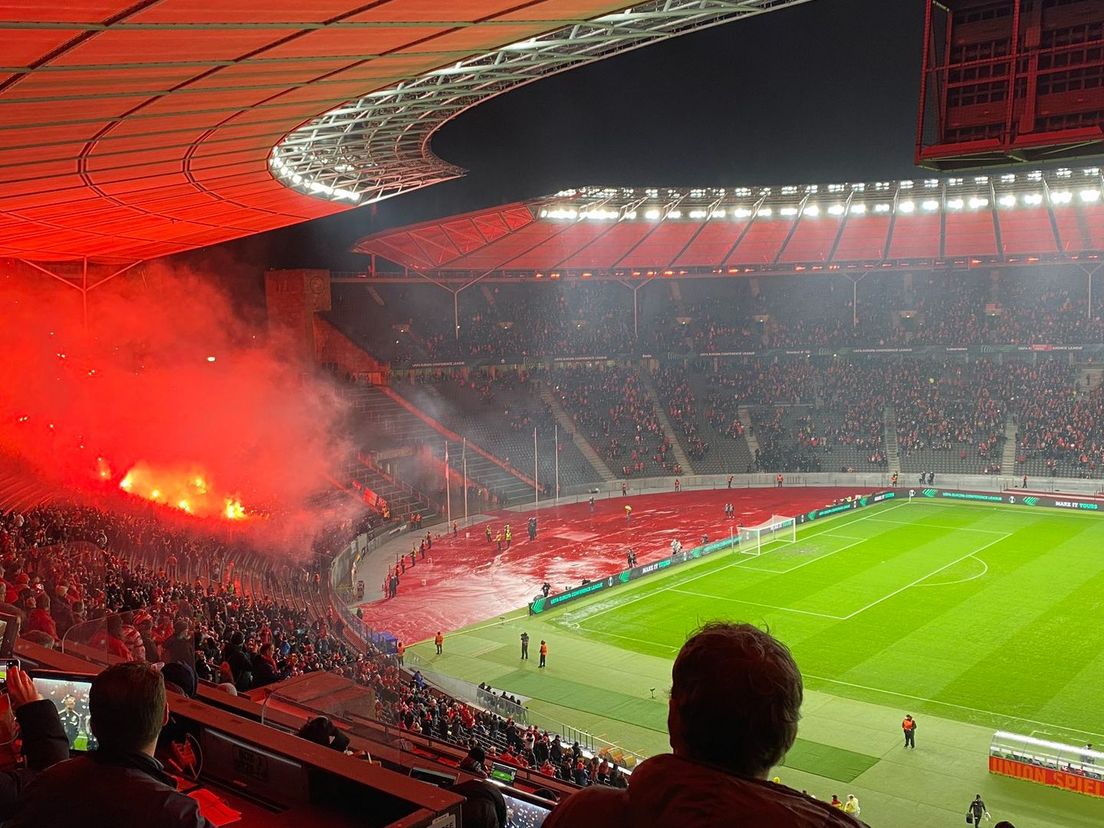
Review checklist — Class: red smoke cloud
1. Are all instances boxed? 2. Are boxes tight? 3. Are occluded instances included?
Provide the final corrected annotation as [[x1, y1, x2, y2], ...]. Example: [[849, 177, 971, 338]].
[[0, 262, 352, 548]]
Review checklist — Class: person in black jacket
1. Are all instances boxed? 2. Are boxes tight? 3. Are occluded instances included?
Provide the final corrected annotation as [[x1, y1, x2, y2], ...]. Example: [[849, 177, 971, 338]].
[[5, 662, 215, 828], [0, 666, 69, 806], [220, 630, 253, 691]]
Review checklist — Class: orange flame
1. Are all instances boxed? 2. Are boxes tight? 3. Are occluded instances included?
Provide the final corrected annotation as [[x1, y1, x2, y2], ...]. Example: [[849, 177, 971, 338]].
[[116, 462, 249, 521]]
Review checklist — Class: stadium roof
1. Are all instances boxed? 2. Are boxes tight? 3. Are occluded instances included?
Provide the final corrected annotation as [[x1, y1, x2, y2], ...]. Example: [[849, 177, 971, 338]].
[[352, 167, 1104, 278], [0, 0, 813, 264]]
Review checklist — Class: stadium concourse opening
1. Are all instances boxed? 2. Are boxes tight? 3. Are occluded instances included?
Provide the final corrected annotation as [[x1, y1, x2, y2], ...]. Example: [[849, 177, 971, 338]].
[[354, 487, 863, 643]]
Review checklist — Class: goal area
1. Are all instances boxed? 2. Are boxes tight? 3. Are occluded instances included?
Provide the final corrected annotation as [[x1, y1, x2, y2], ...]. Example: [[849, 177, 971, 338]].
[[738, 514, 797, 556]]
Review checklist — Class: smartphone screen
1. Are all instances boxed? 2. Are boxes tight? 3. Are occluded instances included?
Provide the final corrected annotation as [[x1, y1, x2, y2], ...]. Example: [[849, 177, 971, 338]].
[[0, 658, 18, 689], [32, 676, 97, 751]]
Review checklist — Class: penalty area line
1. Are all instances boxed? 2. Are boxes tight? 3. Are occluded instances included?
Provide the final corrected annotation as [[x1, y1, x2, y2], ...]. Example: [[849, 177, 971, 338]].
[[561, 501, 911, 626], [668, 588, 847, 620], [840, 533, 1011, 620]]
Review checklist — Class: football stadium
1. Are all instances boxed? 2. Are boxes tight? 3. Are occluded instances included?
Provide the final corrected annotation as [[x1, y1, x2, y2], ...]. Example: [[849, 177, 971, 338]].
[[2, 1, 1104, 827]]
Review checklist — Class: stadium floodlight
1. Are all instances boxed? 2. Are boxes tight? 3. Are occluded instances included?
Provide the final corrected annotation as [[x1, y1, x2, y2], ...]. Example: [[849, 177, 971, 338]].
[[828, 204, 845, 216], [1000, 173, 1016, 183], [998, 194, 1016, 208], [667, 210, 682, 219], [1023, 193, 1043, 205], [738, 515, 797, 557], [899, 180, 914, 189], [710, 209, 726, 218], [1056, 168, 1072, 178], [1050, 191, 1073, 204], [803, 205, 820, 216], [921, 199, 939, 211], [898, 201, 916, 213], [545, 207, 577, 219], [1086, 167, 1101, 176], [874, 203, 891, 213], [758, 207, 773, 217], [1081, 189, 1101, 203], [688, 209, 707, 219], [733, 207, 752, 218], [780, 207, 798, 216], [947, 198, 964, 209], [968, 197, 988, 209], [644, 209, 660, 220], [850, 203, 867, 214], [1027, 170, 1043, 181]]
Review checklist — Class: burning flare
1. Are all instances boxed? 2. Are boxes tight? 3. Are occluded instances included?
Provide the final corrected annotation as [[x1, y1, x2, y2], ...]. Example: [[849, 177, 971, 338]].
[[116, 462, 249, 521]]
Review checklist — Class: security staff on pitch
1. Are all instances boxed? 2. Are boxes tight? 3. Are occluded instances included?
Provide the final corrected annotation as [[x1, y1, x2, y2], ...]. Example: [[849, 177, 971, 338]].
[[520, 632, 530, 660]]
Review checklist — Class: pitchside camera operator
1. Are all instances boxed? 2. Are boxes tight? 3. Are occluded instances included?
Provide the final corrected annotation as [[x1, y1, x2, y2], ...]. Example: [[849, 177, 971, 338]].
[[0, 665, 69, 806]]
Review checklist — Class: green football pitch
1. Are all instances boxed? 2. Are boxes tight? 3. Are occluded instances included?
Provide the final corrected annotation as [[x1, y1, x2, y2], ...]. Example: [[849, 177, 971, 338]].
[[409, 499, 1104, 826]]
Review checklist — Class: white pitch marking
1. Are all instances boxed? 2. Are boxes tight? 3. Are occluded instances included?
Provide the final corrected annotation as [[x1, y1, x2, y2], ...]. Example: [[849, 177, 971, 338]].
[[574, 501, 911, 623], [841, 533, 1011, 620], [914, 555, 989, 588], [669, 588, 847, 620]]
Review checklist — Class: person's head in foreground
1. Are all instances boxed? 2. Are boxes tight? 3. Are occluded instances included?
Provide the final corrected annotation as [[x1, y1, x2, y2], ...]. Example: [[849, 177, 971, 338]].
[[91, 661, 167, 755], [668, 621, 802, 778], [541, 622, 866, 827]]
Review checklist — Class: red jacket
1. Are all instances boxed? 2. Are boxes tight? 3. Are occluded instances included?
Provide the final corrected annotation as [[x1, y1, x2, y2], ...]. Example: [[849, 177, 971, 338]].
[[542, 754, 867, 828], [27, 609, 57, 639]]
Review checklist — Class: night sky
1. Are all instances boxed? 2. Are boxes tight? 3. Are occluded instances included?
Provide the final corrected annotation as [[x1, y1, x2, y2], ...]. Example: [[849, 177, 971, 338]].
[[229, 0, 925, 272]]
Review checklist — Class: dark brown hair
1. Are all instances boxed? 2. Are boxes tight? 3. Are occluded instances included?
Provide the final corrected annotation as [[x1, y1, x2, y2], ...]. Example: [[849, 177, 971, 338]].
[[90, 662, 166, 752], [671, 622, 802, 777]]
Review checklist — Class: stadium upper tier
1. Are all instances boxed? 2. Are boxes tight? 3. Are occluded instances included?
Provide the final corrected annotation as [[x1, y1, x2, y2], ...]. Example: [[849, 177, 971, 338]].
[[0, 0, 813, 262], [354, 169, 1104, 275]]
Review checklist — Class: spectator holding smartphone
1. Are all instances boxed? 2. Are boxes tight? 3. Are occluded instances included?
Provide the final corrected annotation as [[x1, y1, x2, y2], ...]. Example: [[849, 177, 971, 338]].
[[0, 666, 69, 805], [5, 662, 215, 828]]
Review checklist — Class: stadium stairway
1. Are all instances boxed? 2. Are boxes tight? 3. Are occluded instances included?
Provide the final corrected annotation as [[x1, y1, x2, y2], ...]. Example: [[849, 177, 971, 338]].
[[639, 371, 693, 474], [348, 457, 437, 523], [380, 385, 538, 504], [538, 387, 615, 482], [348, 385, 535, 505], [738, 405, 760, 458], [1002, 415, 1018, 472], [883, 406, 900, 472]]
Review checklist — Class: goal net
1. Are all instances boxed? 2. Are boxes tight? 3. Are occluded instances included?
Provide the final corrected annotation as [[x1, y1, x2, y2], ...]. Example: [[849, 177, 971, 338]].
[[738, 514, 797, 556]]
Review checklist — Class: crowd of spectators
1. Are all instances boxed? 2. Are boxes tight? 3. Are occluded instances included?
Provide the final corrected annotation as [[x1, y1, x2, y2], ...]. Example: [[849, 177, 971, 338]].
[[0, 500, 634, 797], [652, 368, 709, 460], [330, 270, 1104, 365], [552, 366, 674, 477], [0, 505, 359, 690]]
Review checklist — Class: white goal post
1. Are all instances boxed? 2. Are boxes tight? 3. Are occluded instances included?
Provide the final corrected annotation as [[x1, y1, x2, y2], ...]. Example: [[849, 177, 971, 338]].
[[738, 514, 797, 556]]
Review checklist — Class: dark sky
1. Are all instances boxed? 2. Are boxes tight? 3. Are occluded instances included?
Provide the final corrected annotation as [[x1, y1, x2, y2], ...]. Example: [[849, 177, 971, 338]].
[[228, 0, 925, 272]]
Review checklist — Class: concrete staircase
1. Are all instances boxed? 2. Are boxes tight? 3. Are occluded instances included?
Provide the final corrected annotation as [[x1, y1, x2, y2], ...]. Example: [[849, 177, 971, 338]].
[[640, 371, 693, 474], [539, 387, 615, 482], [738, 406, 760, 458], [883, 406, 900, 472], [346, 457, 437, 522], [1002, 415, 1019, 472], [349, 385, 535, 504]]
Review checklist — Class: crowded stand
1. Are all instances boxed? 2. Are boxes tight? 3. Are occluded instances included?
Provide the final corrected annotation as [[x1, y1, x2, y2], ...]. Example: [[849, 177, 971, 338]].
[[550, 365, 675, 477], [329, 269, 1104, 364], [0, 501, 635, 797]]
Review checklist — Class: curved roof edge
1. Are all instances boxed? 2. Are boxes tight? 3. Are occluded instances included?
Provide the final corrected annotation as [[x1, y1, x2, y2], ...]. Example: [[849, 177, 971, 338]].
[[269, 0, 815, 205], [350, 167, 1104, 274]]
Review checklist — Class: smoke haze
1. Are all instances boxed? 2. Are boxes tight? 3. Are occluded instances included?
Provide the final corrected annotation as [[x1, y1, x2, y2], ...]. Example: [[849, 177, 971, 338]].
[[0, 261, 353, 551]]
